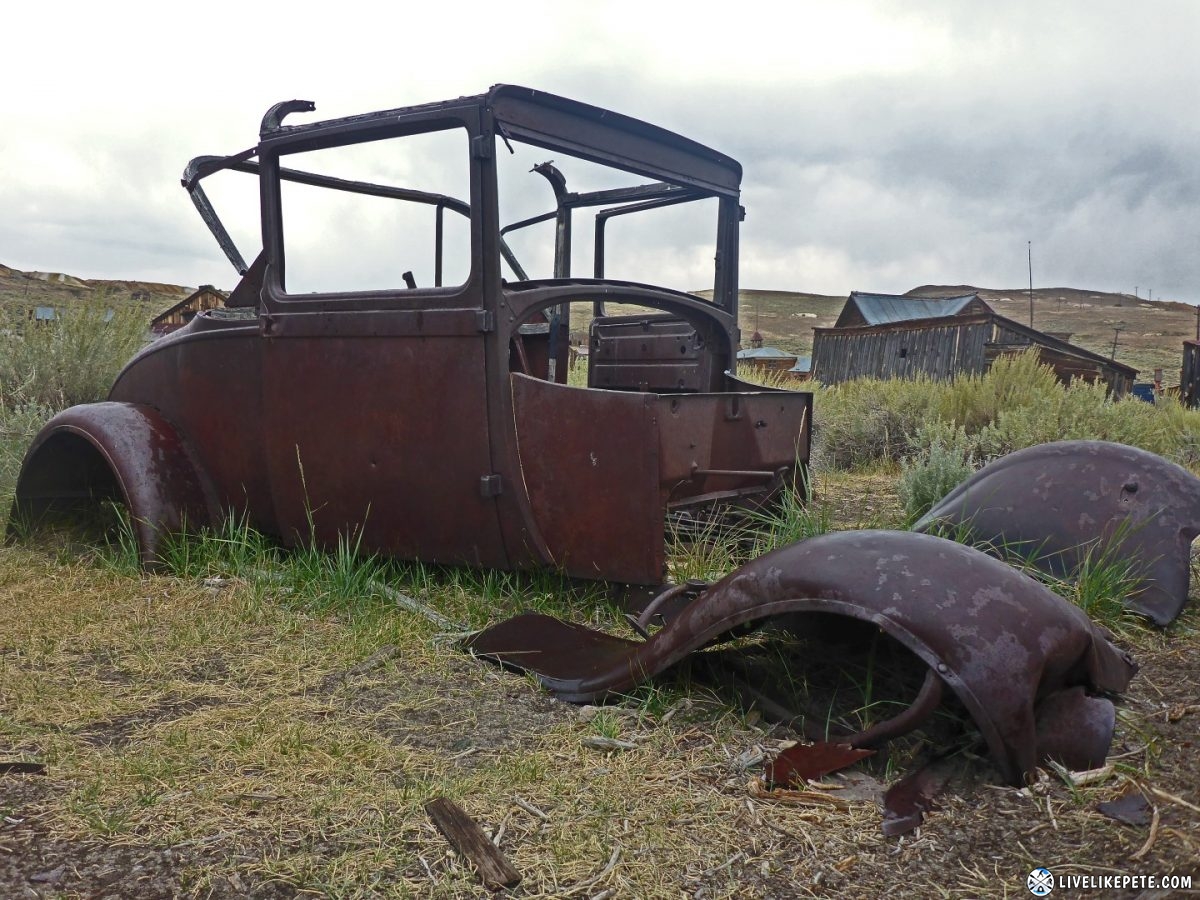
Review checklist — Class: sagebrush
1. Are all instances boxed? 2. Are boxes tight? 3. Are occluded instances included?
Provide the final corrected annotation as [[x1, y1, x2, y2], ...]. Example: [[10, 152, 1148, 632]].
[[0, 297, 147, 513], [815, 351, 1200, 471]]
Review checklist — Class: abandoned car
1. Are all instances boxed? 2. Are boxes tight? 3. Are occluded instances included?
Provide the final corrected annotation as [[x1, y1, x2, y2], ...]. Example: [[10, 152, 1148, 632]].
[[12, 86, 1182, 787], [10, 85, 811, 586]]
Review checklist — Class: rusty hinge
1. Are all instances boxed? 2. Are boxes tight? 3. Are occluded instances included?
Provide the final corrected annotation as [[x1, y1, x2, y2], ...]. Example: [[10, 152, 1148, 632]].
[[480, 474, 503, 498], [472, 136, 493, 160], [476, 310, 495, 333]]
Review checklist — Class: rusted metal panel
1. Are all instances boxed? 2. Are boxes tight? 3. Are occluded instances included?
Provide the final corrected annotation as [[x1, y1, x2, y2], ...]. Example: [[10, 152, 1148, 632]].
[[658, 390, 809, 506], [468, 530, 1136, 786], [589, 315, 715, 393], [915, 440, 1200, 625], [511, 373, 663, 582], [261, 333, 509, 568], [508, 373, 810, 584], [9, 403, 216, 566], [108, 315, 271, 531]]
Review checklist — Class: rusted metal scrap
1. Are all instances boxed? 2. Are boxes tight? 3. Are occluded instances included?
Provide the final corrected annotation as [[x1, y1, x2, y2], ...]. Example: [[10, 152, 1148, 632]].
[[881, 757, 958, 837], [468, 530, 1137, 786], [915, 440, 1200, 625], [1096, 789, 1153, 827], [764, 742, 874, 789]]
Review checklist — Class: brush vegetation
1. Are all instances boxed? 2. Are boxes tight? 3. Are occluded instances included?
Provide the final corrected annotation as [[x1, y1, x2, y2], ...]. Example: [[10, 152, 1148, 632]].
[[0, 297, 148, 511], [813, 350, 1200, 471]]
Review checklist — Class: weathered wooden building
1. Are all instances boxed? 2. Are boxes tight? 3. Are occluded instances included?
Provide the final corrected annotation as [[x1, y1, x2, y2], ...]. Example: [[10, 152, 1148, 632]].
[[834, 291, 991, 328], [1183, 340, 1200, 408], [737, 345, 798, 373], [812, 292, 1137, 396], [150, 285, 226, 335]]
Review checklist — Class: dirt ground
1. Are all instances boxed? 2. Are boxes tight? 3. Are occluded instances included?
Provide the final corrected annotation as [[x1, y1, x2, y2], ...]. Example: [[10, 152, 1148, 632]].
[[2, 477, 1199, 898]]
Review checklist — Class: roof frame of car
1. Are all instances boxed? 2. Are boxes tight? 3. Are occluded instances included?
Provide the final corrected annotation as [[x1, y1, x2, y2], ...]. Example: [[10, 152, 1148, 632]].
[[182, 85, 742, 277]]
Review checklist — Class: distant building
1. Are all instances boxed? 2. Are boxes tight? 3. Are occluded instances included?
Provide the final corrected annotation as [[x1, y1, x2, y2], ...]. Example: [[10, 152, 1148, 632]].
[[1183, 340, 1200, 409], [30, 306, 57, 324], [812, 291, 1137, 397], [737, 345, 798, 373], [789, 355, 813, 380], [150, 285, 227, 336], [834, 291, 990, 328]]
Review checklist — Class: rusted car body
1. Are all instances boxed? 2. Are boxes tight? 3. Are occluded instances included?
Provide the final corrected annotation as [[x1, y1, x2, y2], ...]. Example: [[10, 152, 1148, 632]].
[[9, 85, 811, 585], [916, 440, 1200, 625], [469, 530, 1137, 785]]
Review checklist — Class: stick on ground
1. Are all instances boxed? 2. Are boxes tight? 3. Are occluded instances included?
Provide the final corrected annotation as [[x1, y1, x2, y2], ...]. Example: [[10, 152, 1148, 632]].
[[425, 797, 521, 890]]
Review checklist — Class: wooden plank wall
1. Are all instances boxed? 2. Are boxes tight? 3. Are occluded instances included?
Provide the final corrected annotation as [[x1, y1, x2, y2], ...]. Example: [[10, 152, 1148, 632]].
[[1183, 342, 1200, 408], [811, 313, 1135, 397], [812, 318, 1000, 384]]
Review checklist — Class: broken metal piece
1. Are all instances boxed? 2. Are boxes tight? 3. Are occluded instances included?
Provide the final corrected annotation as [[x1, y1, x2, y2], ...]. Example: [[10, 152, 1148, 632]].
[[764, 742, 874, 788], [915, 440, 1200, 625], [468, 530, 1136, 786], [881, 757, 957, 837], [1033, 686, 1117, 773], [1097, 789, 1153, 827]]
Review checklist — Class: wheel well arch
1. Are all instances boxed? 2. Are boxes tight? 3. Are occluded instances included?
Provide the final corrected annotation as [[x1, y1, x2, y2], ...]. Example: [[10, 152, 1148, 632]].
[[7, 402, 216, 568]]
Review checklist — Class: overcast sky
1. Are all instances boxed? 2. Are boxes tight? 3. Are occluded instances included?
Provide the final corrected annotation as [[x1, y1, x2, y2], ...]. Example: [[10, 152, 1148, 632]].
[[2, 1, 1196, 302]]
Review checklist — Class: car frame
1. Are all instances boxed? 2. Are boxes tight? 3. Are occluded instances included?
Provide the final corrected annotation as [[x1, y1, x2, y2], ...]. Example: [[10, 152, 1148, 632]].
[[10, 85, 812, 586]]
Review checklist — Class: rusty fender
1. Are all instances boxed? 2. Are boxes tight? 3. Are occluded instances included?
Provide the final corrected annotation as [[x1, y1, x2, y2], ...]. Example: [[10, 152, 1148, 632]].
[[914, 440, 1200, 626], [7, 402, 216, 567], [468, 530, 1136, 786]]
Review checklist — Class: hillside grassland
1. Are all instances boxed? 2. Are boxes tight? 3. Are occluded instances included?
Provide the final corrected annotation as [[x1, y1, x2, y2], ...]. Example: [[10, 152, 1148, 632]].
[[3, 260, 1196, 380], [1, 264, 1199, 897]]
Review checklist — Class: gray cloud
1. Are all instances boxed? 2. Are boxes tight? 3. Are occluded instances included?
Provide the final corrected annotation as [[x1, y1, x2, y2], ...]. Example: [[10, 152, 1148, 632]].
[[1, 2, 1196, 302]]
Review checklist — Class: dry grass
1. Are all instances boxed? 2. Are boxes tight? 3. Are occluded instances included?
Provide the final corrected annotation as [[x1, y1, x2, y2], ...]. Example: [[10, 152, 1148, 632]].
[[3, 548, 866, 897], [2, 473, 1198, 897]]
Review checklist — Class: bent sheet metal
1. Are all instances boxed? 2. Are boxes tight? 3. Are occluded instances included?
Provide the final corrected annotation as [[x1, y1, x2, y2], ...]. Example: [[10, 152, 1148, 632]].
[[468, 530, 1137, 786], [915, 440, 1200, 625]]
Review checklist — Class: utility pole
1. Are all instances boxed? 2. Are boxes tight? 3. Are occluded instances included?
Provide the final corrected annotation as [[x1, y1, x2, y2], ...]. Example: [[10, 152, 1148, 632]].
[[1111, 327, 1123, 360], [1027, 241, 1034, 328]]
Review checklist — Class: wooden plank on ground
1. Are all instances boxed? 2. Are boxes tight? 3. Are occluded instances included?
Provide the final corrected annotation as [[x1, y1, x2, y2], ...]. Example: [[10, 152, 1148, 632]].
[[425, 797, 522, 890]]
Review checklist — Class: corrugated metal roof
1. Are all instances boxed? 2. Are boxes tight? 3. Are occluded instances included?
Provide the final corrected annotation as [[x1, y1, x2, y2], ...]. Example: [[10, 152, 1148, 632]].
[[789, 356, 812, 373], [849, 292, 980, 326]]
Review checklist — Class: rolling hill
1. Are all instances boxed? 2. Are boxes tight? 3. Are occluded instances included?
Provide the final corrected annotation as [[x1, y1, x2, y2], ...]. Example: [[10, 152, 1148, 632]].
[[2, 262, 1195, 381]]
